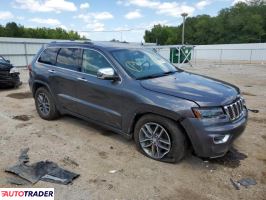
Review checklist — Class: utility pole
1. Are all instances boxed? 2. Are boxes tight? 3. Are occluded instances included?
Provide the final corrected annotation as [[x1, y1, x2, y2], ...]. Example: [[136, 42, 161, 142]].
[[181, 13, 188, 45]]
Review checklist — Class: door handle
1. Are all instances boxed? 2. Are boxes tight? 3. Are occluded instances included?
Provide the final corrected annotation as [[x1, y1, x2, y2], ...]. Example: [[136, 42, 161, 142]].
[[77, 77, 88, 82], [48, 69, 56, 73]]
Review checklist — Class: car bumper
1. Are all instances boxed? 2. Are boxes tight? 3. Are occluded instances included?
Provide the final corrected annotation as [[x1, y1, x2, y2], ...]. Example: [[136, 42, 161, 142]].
[[0, 72, 21, 87], [181, 108, 248, 158]]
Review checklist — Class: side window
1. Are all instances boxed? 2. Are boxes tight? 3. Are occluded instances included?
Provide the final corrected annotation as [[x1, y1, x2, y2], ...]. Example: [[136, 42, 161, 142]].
[[82, 49, 113, 75], [38, 48, 59, 65], [56, 48, 81, 71]]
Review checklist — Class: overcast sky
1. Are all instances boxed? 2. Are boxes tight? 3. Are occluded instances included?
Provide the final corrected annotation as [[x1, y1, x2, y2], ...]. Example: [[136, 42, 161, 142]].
[[0, 0, 243, 42]]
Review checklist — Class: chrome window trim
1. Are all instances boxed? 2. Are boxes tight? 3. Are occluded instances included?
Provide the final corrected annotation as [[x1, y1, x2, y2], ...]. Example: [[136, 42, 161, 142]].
[[35, 46, 122, 81]]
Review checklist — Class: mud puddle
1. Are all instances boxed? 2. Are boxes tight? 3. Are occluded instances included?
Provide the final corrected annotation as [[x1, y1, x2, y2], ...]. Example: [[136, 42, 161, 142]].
[[12, 115, 33, 121], [7, 92, 32, 99], [208, 147, 247, 168]]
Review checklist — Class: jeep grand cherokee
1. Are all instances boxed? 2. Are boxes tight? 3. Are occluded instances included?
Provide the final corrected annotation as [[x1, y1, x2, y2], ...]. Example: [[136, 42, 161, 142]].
[[29, 42, 248, 162]]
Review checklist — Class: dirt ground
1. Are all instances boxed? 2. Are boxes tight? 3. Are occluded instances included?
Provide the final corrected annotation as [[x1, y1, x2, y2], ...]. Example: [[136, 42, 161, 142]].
[[0, 63, 265, 200]]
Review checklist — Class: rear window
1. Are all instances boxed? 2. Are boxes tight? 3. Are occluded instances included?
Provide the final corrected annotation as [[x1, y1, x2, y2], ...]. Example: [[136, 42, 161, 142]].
[[56, 48, 81, 71], [38, 48, 59, 65]]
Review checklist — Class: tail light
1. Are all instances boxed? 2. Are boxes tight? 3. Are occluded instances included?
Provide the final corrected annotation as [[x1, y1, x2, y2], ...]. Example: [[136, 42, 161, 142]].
[[27, 64, 32, 72]]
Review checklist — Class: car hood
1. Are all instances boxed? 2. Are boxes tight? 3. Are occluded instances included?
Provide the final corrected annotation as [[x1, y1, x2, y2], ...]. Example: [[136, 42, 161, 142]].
[[0, 62, 13, 71], [140, 71, 239, 107]]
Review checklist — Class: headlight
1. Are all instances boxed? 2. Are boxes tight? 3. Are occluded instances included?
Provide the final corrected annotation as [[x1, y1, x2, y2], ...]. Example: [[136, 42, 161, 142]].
[[10, 67, 19, 74], [192, 107, 225, 119]]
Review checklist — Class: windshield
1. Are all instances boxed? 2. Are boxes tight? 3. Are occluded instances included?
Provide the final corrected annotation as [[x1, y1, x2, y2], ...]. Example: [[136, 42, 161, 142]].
[[112, 49, 178, 79]]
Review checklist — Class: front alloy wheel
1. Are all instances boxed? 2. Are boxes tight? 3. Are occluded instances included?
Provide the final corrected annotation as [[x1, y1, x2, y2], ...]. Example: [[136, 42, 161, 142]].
[[139, 122, 171, 159], [134, 114, 187, 163]]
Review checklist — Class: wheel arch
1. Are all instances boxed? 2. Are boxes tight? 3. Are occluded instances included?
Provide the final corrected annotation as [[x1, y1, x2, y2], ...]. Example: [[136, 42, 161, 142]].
[[128, 110, 191, 146], [32, 80, 54, 98], [32, 80, 60, 111], [32, 80, 52, 96], [129, 111, 193, 153]]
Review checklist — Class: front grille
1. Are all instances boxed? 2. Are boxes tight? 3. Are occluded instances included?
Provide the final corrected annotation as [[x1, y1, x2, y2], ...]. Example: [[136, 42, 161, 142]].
[[224, 98, 244, 120]]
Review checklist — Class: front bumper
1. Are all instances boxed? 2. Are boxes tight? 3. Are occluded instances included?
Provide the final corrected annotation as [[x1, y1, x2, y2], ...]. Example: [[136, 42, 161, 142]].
[[181, 108, 248, 158], [0, 71, 21, 87]]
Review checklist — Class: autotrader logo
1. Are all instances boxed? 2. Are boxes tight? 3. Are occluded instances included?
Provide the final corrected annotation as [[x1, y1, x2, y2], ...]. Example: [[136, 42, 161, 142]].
[[0, 188, 54, 200]]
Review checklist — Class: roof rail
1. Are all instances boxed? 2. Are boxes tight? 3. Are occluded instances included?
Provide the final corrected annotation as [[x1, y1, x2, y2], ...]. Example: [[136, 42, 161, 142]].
[[83, 40, 93, 45]]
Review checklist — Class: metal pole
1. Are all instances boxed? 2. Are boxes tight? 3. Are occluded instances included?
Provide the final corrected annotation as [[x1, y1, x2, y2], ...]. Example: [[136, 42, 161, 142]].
[[194, 49, 197, 65], [249, 49, 253, 64], [24, 42, 28, 66], [178, 47, 181, 65], [181, 13, 188, 45], [182, 18, 185, 45], [219, 49, 223, 64], [171, 49, 174, 63]]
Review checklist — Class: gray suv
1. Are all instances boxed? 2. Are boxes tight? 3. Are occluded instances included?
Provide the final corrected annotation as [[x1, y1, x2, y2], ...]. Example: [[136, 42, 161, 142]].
[[29, 42, 248, 163]]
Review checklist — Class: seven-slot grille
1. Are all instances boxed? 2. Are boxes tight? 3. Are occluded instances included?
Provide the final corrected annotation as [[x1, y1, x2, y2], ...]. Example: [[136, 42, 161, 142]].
[[224, 98, 244, 120]]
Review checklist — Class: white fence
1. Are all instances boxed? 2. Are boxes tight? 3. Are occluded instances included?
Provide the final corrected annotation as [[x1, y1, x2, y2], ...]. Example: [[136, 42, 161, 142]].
[[0, 37, 72, 67], [0, 37, 265, 67], [193, 43, 266, 64]]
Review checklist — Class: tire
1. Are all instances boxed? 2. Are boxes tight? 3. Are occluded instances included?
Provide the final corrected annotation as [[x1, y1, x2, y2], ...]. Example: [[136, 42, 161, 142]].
[[34, 87, 59, 120], [134, 114, 187, 163]]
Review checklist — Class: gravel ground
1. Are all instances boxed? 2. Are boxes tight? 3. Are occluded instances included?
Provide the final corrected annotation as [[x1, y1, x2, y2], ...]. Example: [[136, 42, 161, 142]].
[[0, 63, 265, 200]]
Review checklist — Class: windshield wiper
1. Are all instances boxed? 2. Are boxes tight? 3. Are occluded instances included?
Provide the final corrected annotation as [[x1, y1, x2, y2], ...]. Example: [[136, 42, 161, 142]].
[[137, 71, 177, 80]]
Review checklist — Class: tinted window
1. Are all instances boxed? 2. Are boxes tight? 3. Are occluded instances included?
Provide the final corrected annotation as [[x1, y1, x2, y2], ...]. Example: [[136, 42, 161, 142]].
[[38, 48, 59, 65], [82, 49, 112, 75], [56, 48, 81, 71]]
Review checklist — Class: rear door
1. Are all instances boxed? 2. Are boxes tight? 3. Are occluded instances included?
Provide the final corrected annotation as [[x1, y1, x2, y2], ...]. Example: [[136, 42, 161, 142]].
[[75, 48, 123, 129], [49, 47, 82, 113], [35, 47, 59, 96]]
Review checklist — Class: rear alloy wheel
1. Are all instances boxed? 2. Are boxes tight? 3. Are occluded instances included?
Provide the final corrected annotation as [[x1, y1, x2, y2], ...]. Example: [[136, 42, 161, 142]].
[[37, 92, 50, 116], [134, 114, 187, 163], [35, 87, 59, 120]]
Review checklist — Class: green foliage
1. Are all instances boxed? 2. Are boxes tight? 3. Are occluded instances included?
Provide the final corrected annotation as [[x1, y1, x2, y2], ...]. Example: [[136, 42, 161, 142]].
[[0, 22, 86, 40], [144, 0, 266, 44]]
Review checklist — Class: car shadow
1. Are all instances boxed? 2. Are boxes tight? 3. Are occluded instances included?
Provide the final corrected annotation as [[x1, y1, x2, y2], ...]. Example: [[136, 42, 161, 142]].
[[61, 115, 133, 145]]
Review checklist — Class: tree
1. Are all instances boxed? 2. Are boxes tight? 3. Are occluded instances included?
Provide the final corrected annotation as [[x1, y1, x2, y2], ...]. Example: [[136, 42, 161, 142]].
[[0, 22, 85, 40], [144, 0, 266, 44]]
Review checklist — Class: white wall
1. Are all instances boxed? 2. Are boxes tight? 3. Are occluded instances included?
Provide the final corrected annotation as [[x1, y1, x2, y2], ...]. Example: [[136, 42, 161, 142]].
[[194, 43, 266, 62]]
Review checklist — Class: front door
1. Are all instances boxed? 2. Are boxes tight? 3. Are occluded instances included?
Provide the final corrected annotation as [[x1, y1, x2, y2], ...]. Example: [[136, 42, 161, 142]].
[[75, 49, 123, 129]]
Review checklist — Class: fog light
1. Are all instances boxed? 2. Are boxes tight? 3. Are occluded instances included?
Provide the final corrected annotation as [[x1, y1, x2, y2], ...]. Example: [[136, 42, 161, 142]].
[[212, 134, 230, 144]]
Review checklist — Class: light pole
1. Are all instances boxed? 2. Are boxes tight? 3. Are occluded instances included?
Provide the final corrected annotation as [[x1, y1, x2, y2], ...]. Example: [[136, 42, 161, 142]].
[[181, 13, 188, 45]]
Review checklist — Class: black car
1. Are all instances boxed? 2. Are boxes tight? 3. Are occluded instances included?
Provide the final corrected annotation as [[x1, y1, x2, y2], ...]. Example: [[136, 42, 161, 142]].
[[29, 42, 248, 163], [0, 56, 21, 88]]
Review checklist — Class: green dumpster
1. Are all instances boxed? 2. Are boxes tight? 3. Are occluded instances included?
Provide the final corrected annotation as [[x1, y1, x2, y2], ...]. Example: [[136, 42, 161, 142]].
[[169, 46, 192, 63]]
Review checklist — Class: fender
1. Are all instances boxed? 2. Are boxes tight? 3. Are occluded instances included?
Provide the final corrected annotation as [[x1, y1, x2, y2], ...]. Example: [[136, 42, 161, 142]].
[[124, 104, 185, 135]]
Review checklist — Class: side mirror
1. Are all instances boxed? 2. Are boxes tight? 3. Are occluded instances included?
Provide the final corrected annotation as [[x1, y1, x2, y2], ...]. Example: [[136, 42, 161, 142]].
[[6, 60, 10, 63], [97, 68, 119, 80]]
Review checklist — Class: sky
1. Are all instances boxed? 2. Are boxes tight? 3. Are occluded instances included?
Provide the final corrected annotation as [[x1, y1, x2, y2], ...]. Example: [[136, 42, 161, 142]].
[[0, 0, 244, 42]]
